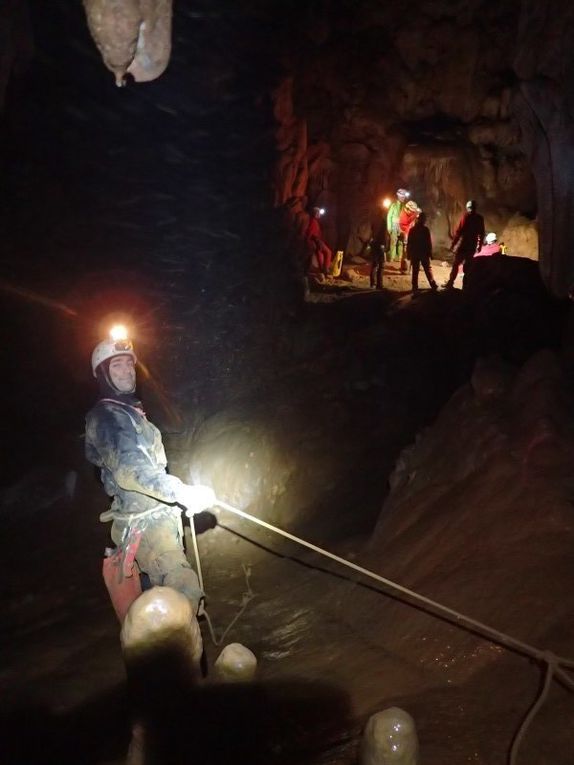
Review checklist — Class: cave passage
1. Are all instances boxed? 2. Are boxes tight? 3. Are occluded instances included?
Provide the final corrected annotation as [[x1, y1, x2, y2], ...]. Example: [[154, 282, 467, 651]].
[[1, 3, 574, 765]]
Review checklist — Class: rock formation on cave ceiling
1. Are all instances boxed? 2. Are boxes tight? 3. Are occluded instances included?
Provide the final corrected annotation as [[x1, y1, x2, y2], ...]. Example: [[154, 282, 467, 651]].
[[81, 0, 173, 86]]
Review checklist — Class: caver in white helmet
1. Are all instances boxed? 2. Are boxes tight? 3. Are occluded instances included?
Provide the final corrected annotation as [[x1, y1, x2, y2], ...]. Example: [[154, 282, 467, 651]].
[[91, 335, 137, 377], [484, 232, 497, 245]]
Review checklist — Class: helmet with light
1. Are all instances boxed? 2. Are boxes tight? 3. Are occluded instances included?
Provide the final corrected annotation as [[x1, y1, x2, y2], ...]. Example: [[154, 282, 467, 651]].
[[91, 324, 137, 377]]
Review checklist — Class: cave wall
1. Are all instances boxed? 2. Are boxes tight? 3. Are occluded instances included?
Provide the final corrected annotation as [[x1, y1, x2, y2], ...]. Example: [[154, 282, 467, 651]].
[[272, 0, 540, 266], [0, 0, 32, 112], [513, 0, 574, 296]]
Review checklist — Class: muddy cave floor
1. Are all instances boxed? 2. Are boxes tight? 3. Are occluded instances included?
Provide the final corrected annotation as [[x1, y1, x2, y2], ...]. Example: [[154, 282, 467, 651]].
[[0, 269, 567, 765]]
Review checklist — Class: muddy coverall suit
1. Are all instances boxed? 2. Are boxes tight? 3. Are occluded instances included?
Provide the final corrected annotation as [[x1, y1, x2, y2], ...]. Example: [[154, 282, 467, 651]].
[[386, 200, 404, 264], [446, 211, 485, 287], [407, 219, 438, 292], [85, 399, 203, 611]]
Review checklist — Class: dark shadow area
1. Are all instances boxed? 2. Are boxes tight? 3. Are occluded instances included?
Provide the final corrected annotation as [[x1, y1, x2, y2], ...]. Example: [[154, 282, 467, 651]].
[[0, 688, 130, 765], [0, 675, 351, 765]]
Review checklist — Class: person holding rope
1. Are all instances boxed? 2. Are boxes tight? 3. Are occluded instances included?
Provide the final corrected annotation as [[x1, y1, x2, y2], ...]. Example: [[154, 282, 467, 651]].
[[85, 326, 216, 621]]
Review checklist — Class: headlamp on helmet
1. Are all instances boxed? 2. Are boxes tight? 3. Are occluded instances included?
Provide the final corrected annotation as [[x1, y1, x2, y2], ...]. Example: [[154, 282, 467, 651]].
[[91, 326, 137, 377]]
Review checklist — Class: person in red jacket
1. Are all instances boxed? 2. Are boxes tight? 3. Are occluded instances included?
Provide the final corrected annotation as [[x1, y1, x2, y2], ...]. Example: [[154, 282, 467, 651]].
[[398, 200, 421, 273], [444, 199, 485, 288], [305, 207, 333, 275], [407, 212, 438, 293]]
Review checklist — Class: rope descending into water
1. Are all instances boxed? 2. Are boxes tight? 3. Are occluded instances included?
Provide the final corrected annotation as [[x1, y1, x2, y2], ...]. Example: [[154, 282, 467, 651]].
[[190, 519, 255, 647]]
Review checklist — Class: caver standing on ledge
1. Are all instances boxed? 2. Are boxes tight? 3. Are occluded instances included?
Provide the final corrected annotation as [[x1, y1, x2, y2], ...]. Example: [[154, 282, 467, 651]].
[[398, 199, 422, 274], [305, 206, 333, 276], [444, 199, 485, 289], [407, 212, 438, 293], [85, 326, 216, 618]]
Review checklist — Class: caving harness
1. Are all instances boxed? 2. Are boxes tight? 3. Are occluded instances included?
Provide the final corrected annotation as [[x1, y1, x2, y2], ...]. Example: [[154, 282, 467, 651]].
[[101, 504, 185, 622], [97, 398, 185, 621]]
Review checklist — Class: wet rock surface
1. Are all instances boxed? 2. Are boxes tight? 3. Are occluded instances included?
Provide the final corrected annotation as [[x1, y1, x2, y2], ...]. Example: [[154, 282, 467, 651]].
[[1, 271, 570, 764]]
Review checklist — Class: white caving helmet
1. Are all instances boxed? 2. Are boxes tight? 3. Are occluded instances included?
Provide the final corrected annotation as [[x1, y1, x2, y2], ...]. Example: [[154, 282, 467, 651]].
[[91, 325, 137, 377], [396, 188, 410, 202], [466, 199, 477, 212], [485, 232, 497, 245]]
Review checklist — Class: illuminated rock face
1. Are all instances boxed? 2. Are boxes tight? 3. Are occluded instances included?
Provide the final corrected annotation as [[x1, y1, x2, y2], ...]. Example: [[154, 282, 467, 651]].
[[120, 586, 203, 669], [82, 0, 172, 85], [361, 708, 419, 765], [215, 642, 257, 682]]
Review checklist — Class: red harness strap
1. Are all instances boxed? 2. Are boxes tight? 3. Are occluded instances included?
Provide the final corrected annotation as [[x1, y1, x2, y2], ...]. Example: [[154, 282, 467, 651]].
[[102, 529, 143, 623]]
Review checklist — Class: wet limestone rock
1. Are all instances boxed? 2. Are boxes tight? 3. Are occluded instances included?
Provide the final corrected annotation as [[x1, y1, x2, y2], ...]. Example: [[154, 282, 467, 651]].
[[368, 350, 574, 690], [214, 642, 257, 682], [361, 707, 419, 765], [185, 405, 298, 526], [471, 356, 513, 403], [500, 214, 539, 260], [82, 0, 172, 85], [120, 585, 203, 670]]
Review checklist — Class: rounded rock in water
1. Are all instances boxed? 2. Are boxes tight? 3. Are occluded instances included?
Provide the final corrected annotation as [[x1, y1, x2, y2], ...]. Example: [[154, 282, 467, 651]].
[[120, 585, 203, 667], [214, 642, 257, 682], [361, 707, 419, 765]]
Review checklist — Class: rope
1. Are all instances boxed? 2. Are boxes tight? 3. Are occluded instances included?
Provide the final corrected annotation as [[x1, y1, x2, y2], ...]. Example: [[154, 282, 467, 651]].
[[509, 653, 555, 765], [190, 519, 204, 592], [99, 504, 179, 525], [202, 564, 255, 647], [187, 517, 255, 647], [213, 500, 574, 765], [216, 502, 562, 663]]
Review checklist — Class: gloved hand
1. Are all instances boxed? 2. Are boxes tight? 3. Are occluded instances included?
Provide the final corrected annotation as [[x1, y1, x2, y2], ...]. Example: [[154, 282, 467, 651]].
[[177, 484, 217, 516]]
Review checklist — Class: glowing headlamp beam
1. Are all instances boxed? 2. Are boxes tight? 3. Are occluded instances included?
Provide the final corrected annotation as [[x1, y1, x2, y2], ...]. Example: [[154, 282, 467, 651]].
[[110, 324, 129, 342]]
